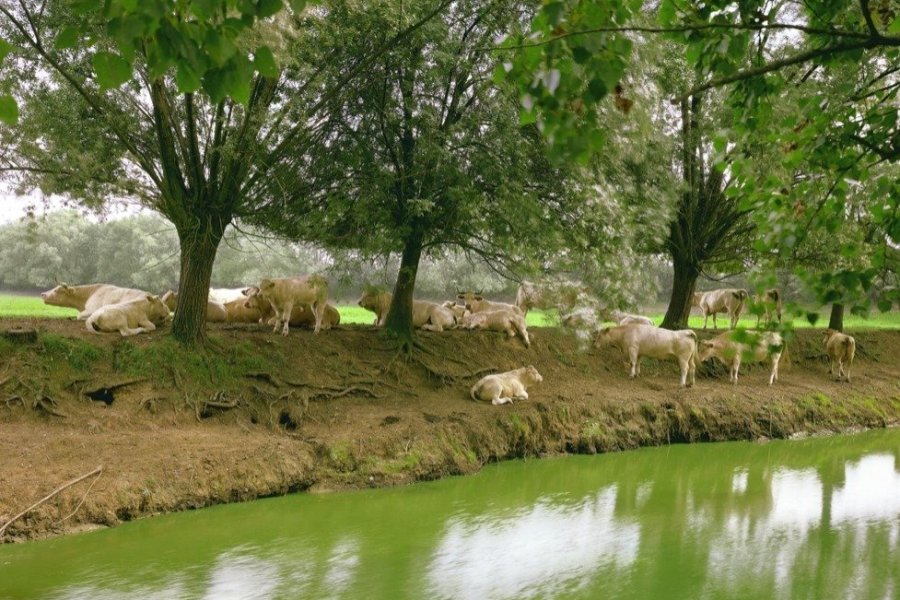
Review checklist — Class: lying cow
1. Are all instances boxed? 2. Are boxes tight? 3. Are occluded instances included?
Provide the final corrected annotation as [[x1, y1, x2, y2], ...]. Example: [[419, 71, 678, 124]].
[[699, 330, 784, 385], [470, 365, 543, 406], [456, 290, 523, 315], [209, 287, 250, 305], [442, 301, 470, 322], [249, 275, 329, 335], [603, 309, 654, 326], [459, 309, 530, 347], [823, 329, 856, 382], [357, 289, 455, 331], [560, 307, 598, 329], [594, 323, 697, 387], [222, 295, 265, 324], [515, 279, 587, 316], [245, 290, 341, 330], [41, 283, 148, 320], [160, 290, 228, 322], [692, 289, 749, 330], [86, 294, 170, 336], [753, 288, 783, 327]]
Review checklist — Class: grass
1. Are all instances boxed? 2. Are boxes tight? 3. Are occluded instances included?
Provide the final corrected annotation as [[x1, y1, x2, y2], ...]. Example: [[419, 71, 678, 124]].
[[2, 293, 897, 329]]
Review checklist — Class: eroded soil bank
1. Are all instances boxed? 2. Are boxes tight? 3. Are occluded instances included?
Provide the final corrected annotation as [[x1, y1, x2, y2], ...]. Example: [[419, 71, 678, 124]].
[[1, 319, 898, 542]]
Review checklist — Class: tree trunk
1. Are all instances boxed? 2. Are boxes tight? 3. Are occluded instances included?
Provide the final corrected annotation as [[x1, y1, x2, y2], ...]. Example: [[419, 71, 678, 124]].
[[383, 231, 424, 352], [171, 222, 225, 345], [662, 256, 700, 330], [828, 303, 844, 331]]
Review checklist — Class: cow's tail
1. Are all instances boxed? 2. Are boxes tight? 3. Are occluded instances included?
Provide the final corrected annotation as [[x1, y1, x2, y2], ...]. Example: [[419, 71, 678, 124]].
[[85, 313, 101, 334], [686, 330, 699, 370], [844, 336, 856, 362], [470, 383, 480, 402], [779, 337, 792, 368]]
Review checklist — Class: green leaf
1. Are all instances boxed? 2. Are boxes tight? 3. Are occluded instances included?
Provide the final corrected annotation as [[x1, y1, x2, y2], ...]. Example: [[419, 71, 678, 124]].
[[0, 38, 11, 65], [288, 0, 307, 11], [889, 15, 900, 34], [586, 78, 607, 101], [204, 30, 236, 66], [571, 46, 591, 64], [71, 0, 98, 16], [254, 46, 279, 78], [92, 51, 133, 90], [805, 312, 819, 326], [877, 299, 893, 313], [256, 0, 283, 18], [54, 27, 80, 50], [175, 63, 202, 93], [0, 95, 17, 125]]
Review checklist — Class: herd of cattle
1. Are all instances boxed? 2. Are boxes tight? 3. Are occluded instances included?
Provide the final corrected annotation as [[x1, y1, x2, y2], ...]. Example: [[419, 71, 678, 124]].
[[37, 278, 858, 402]]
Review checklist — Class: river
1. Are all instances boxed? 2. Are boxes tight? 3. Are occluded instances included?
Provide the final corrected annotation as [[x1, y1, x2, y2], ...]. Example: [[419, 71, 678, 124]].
[[1, 429, 898, 599]]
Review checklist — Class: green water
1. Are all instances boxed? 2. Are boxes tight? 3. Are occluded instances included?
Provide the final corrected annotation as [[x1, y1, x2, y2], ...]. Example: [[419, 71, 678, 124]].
[[2, 430, 899, 600]]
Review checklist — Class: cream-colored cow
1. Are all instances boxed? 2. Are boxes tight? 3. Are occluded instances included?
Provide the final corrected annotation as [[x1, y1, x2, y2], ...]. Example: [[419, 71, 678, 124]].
[[85, 294, 171, 336], [594, 323, 697, 387], [247, 275, 328, 335], [470, 366, 543, 405], [160, 290, 228, 322], [41, 283, 148, 320], [699, 330, 784, 385], [459, 309, 530, 347], [823, 329, 856, 382], [357, 289, 456, 331]]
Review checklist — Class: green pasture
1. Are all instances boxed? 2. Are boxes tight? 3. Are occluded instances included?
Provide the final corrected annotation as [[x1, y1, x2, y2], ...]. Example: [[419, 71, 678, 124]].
[[1, 293, 897, 329]]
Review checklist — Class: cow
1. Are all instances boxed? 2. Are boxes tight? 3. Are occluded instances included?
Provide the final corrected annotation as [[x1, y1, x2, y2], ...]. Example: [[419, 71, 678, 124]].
[[85, 294, 171, 336], [470, 366, 543, 406], [699, 330, 784, 385], [160, 290, 228, 322], [442, 301, 471, 322], [823, 329, 856, 382], [753, 288, 783, 327], [40, 283, 148, 320], [459, 309, 530, 347], [594, 323, 698, 387], [456, 290, 523, 315], [222, 295, 265, 324], [693, 289, 749, 330], [357, 289, 456, 331], [248, 275, 328, 335], [245, 290, 341, 330], [602, 309, 654, 326], [209, 287, 250, 305], [514, 281, 541, 316]]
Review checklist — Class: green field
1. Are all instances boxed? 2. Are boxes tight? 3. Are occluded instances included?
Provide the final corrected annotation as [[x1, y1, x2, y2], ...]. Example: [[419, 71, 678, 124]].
[[1, 293, 897, 329]]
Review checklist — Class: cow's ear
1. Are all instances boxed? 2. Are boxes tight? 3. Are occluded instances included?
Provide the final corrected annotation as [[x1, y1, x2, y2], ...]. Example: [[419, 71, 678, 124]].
[[701, 340, 714, 347], [60, 283, 70, 290], [146, 294, 157, 301], [475, 295, 483, 301]]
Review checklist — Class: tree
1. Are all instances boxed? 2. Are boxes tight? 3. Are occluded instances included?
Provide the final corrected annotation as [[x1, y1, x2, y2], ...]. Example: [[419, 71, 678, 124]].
[[0, 0, 450, 344], [254, 0, 622, 349], [501, 0, 900, 316]]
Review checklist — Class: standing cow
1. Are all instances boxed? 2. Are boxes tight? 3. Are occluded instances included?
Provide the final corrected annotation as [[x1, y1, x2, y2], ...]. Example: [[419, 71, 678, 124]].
[[699, 330, 784, 385], [753, 288, 783, 327], [248, 275, 329, 335], [594, 324, 698, 387], [693, 289, 749, 330]]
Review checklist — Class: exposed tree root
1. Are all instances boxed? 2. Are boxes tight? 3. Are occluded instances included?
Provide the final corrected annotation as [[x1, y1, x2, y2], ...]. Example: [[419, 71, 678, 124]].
[[0, 466, 103, 538]]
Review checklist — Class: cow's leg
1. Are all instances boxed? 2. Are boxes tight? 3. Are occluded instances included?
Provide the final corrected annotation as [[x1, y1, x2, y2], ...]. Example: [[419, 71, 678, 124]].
[[689, 353, 697, 387], [493, 396, 512, 406], [514, 321, 530, 347], [703, 312, 709, 330], [678, 357, 689, 387], [120, 326, 147, 337], [844, 358, 851, 383], [628, 349, 639, 378], [280, 302, 293, 336], [732, 356, 742, 384], [138, 320, 157, 331], [77, 310, 92, 320], [769, 354, 780, 385], [313, 301, 325, 334], [712, 312, 718, 331]]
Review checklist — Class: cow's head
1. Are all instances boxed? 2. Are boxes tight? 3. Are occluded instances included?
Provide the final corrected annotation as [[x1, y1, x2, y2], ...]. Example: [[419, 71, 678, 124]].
[[592, 327, 613, 348], [243, 286, 261, 309], [822, 328, 838, 343], [456, 290, 483, 310], [160, 290, 178, 311], [146, 294, 172, 323], [524, 365, 543, 384], [698, 340, 718, 361], [40, 283, 72, 303]]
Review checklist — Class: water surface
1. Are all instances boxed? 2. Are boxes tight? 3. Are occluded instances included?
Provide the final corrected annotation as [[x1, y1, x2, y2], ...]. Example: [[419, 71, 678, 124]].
[[2, 429, 898, 599]]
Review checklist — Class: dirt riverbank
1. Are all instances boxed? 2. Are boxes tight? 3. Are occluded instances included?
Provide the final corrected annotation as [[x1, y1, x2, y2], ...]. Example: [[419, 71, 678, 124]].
[[1, 319, 898, 542]]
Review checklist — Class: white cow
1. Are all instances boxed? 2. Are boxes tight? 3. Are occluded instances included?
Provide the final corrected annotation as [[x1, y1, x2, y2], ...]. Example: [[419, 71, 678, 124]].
[[456, 291, 523, 315], [604, 309, 654, 326], [357, 289, 456, 331], [470, 366, 543, 406], [209, 287, 250, 305], [699, 330, 784, 385], [459, 309, 531, 347], [692, 289, 749, 330], [41, 283, 148, 320], [594, 323, 698, 387], [160, 290, 228, 322], [248, 275, 329, 335], [85, 294, 171, 336], [823, 329, 856, 382]]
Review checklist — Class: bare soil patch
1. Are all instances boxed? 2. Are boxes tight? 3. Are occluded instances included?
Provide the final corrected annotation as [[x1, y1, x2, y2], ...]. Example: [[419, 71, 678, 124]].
[[1, 318, 898, 541]]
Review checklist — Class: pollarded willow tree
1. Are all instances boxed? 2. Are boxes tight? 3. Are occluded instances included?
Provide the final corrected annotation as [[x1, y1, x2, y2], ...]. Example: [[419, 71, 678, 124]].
[[0, 0, 450, 344], [252, 0, 658, 348]]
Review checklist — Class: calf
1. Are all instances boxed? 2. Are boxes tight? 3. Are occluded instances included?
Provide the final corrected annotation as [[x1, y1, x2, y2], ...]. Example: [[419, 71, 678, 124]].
[[357, 289, 455, 331], [823, 329, 856, 382], [41, 283, 148, 320], [699, 330, 784, 385], [470, 366, 543, 406], [594, 323, 697, 387], [85, 294, 170, 336], [251, 275, 329, 335], [160, 290, 228, 322], [459, 309, 530, 347], [694, 289, 749, 330], [456, 290, 523, 315]]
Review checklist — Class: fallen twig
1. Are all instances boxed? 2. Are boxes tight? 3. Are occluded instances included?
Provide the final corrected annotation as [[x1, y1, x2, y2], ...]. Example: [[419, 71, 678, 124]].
[[0, 466, 104, 537], [54, 469, 103, 525]]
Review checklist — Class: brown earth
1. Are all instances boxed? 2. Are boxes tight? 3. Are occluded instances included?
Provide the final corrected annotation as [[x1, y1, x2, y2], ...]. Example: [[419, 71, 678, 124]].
[[0, 318, 898, 542]]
